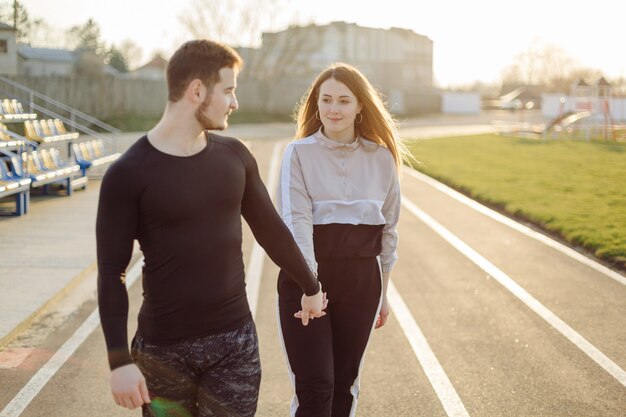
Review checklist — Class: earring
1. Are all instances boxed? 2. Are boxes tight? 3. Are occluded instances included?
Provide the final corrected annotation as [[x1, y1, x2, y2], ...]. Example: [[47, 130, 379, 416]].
[[315, 109, 321, 120], [355, 113, 363, 123]]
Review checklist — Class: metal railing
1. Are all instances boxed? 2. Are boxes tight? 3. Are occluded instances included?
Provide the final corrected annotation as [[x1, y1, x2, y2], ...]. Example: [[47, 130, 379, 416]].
[[0, 75, 121, 148]]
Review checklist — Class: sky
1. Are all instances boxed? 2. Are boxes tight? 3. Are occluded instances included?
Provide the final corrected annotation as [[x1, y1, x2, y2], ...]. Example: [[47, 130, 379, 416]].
[[19, 0, 626, 88]]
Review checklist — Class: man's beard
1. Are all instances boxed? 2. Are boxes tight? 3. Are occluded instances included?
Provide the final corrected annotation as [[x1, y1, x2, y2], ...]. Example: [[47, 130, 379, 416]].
[[194, 95, 228, 131]]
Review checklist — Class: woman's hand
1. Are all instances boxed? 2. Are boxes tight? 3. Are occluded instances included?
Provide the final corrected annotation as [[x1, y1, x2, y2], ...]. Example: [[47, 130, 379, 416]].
[[375, 295, 389, 329], [296, 284, 328, 325]]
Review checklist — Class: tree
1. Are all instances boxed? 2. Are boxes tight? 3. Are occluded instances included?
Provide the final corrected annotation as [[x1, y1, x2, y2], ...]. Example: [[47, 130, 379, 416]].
[[0, 0, 31, 43], [179, 0, 316, 84], [107, 46, 128, 73], [67, 18, 106, 56], [117, 39, 143, 71], [500, 39, 604, 93], [25, 18, 56, 46], [178, 0, 304, 47]]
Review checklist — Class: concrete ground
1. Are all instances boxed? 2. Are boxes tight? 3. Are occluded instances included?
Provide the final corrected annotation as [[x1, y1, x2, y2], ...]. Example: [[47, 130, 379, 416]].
[[1, 111, 624, 417]]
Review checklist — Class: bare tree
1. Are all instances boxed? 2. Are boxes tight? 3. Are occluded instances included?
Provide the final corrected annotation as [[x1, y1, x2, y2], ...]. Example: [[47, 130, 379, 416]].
[[67, 18, 107, 57], [178, 0, 315, 83], [501, 39, 604, 92], [178, 0, 298, 47], [243, 24, 316, 80], [0, 0, 41, 44], [117, 39, 144, 70], [25, 19, 69, 48]]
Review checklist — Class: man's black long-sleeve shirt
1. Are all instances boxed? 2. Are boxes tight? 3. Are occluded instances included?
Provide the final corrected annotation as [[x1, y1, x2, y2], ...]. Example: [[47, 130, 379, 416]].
[[96, 133, 319, 370]]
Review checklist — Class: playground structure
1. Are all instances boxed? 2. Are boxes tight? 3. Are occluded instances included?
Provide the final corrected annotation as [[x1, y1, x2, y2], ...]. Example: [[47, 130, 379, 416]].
[[493, 77, 626, 141], [544, 77, 623, 140]]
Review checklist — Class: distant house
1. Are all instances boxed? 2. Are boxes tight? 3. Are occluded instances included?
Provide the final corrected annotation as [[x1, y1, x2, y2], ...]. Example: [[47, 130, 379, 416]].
[[130, 54, 167, 80], [16, 45, 120, 77], [0, 23, 18, 75], [18, 45, 76, 77]]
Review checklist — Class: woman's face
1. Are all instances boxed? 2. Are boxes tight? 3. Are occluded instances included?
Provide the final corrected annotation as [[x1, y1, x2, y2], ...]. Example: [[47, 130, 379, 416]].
[[317, 78, 362, 141]]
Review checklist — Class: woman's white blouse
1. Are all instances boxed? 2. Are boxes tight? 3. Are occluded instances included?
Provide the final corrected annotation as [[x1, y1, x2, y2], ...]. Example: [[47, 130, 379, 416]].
[[277, 128, 401, 275]]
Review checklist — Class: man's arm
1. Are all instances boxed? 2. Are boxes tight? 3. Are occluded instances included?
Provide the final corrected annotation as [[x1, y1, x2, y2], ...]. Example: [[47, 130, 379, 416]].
[[96, 160, 150, 408], [237, 142, 324, 322], [239, 142, 319, 295], [96, 160, 138, 369]]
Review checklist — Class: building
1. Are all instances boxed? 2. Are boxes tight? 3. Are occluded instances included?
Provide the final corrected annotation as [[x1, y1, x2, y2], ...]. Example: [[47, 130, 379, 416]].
[[130, 54, 168, 80], [0, 23, 18, 76], [17, 45, 76, 77], [238, 22, 437, 115]]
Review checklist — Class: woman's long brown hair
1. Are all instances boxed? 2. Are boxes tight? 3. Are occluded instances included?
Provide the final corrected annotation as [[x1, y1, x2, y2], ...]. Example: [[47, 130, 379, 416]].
[[293, 63, 411, 170]]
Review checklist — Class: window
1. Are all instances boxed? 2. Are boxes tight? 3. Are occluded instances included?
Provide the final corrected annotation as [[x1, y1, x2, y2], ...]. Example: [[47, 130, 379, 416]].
[[0, 40, 7, 53]]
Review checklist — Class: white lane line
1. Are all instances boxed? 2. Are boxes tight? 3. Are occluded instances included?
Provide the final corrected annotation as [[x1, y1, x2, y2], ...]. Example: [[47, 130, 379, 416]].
[[403, 167, 626, 287], [0, 260, 143, 417], [401, 196, 626, 387], [246, 140, 286, 318], [388, 281, 470, 417]]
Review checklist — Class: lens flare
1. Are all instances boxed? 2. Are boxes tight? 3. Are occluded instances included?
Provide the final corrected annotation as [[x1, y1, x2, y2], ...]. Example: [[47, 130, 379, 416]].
[[149, 397, 193, 417]]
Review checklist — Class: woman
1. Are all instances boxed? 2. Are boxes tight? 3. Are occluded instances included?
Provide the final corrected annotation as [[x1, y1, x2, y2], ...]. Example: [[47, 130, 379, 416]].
[[277, 63, 409, 417]]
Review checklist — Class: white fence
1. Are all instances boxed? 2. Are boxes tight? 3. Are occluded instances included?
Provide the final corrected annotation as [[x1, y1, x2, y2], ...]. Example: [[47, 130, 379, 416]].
[[441, 92, 480, 115]]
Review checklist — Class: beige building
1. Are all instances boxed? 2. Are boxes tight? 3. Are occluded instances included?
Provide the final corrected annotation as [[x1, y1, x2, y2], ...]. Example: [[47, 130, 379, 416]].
[[0, 23, 18, 76], [238, 21, 437, 115]]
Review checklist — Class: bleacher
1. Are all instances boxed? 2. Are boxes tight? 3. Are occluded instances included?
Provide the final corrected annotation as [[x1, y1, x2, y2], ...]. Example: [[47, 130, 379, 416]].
[[0, 96, 119, 216], [72, 139, 121, 177], [0, 98, 37, 121], [0, 122, 22, 148], [24, 119, 80, 143], [0, 155, 31, 216]]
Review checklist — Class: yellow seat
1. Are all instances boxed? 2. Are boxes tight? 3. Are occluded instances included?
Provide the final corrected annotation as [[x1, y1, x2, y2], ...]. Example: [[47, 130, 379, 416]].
[[84, 141, 99, 159], [32, 120, 47, 139], [49, 148, 65, 167], [11, 100, 21, 114], [39, 149, 56, 170], [78, 142, 92, 160], [54, 119, 67, 134], [40, 119, 53, 137], [23, 153, 42, 175], [0, 122, 11, 141], [2, 99, 14, 114], [93, 140, 106, 157], [24, 120, 43, 141], [46, 119, 59, 136]]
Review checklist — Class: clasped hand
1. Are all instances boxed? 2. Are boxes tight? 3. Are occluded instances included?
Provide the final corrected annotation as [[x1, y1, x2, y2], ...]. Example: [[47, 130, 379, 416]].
[[295, 283, 328, 326]]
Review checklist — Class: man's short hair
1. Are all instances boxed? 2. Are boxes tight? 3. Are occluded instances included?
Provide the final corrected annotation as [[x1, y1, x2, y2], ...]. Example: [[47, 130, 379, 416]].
[[166, 39, 243, 102]]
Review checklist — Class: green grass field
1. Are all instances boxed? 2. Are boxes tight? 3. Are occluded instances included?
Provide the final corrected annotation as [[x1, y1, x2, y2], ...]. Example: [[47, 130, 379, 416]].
[[406, 134, 626, 267]]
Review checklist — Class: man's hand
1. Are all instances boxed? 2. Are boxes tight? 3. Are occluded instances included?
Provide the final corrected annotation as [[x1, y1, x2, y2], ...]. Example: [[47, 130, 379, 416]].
[[110, 363, 151, 409], [375, 295, 389, 329], [295, 284, 328, 326]]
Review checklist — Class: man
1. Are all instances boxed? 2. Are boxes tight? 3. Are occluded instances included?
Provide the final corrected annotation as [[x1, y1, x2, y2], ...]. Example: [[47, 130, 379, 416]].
[[96, 39, 325, 417]]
